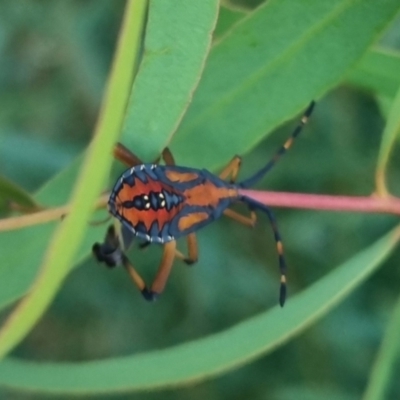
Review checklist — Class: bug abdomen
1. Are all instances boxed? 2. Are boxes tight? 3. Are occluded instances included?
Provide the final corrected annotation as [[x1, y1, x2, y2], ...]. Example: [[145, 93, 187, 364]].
[[109, 164, 185, 243], [108, 164, 239, 243]]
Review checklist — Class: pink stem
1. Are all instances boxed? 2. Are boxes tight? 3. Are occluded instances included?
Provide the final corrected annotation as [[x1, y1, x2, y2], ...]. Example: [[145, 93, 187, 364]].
[[239, 190, 400, 216]]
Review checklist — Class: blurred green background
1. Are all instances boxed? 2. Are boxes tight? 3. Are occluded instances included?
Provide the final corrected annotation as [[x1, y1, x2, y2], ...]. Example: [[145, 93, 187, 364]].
[[1, 1, 400, 399]]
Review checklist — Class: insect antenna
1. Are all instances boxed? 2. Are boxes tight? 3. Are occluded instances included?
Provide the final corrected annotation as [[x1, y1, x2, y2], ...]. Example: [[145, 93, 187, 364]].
[[238, 101, 315, 189], [242, 196, 288, 306]]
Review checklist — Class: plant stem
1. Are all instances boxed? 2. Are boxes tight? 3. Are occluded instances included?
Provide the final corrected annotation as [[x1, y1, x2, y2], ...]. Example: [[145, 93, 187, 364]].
[[239, 190, 400, 215], [0, 194, 109, 231], [2, 190, 400, 233]]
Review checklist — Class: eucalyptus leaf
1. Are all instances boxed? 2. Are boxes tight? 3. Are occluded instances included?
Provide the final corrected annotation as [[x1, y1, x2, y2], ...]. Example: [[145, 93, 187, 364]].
[[346, 47, 400, 98], [0, 226, 398, 394]]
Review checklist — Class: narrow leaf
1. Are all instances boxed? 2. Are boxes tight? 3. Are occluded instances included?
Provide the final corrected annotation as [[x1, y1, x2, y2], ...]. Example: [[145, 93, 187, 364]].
[[346, 47, 400, 98], [375, 86, 400, 196], [122, 0, 219, 160], [0, 227, 398, 394], [0, 175, 40, 212], [0, 0, 148, 359], [1, 0, 399, 323], [171, 0, 400, 168], [363, 294, 400, 400], [0, 0, 219, 312]]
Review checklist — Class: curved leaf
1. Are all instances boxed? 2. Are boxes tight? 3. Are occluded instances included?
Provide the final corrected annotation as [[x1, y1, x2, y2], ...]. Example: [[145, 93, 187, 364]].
[[0, 175, 40, 213], [0, 227, 398, 394], [121, 0, 219, 160], [171, 0, 400, 168], [363, 293, 400, 400], [0, 0, 218, 314], [346, 47, 400, 98], [0, 0, 399, 337], [0, 0, 147, 358], [375, 86, 400, 196]]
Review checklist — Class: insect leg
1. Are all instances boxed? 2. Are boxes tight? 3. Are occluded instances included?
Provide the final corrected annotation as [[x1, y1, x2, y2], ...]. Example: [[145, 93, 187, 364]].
[[123, 257, 148, 295], [242, 197, 288, 307], [144, 241, 177, 299], [238, 101, 315, 188], [113, 142, 144, 167], [161, 147, 176, 166], [139, 233, 197, 266], [152, 147, 176, 165], [219, 155, 242, 183], [175, 233, 198, 265], [223, 208, 257, 227], [118, 248, 170, 302], [93, 225, 153, 300]]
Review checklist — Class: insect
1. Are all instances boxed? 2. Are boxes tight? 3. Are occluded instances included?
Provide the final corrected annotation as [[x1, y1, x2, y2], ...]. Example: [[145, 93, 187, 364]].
[[93, 101, 315, 306]]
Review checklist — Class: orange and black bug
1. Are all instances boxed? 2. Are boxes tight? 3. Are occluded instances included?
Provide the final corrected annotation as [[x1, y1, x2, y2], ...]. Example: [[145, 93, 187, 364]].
[[93, 101, 315, 306]]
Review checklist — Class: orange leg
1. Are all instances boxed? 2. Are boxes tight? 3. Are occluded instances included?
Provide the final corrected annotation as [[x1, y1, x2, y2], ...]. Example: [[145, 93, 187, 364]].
[[219, 155, 257, 227], [160, 147, 176, 166], [114, 143, 176, 168], [175, 233, 198, 265], [223, 208, 257, 227], [149, 241, 176, 294], [123, 257, 146, 292], [94, 225, 177, 301], [113, 142, 143, 167], [126, 240, 177, 300], [219, 155, 242, 183]]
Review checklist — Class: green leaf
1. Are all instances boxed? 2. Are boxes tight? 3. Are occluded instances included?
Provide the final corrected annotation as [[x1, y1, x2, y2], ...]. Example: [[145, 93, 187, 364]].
[[121, 0, 219, 160], [377, 95, 394, 119], [0, 0, 218, 314], [0, 175, 40, 213], [375, 86, 400, 196], [0, 0, 219, 356], [0, 0, 148, 358], [171, 0, 400, 169], [363, 293, 400, 400], [0, 226, 398, 394], [0, 220, 107, 310], [346, 47, 400, 98], [0, 157, 84, 310], [0, 0, 399, 321], [214, 5, 246, 40]]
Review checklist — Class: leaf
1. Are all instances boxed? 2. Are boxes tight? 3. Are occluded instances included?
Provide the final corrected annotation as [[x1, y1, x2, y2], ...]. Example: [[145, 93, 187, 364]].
[[0, 175, 40, 213], [377, 95, 395, 119], [0, 0, 217, 314], [171, 0, 400, 169], [121, 0, 219, 160], [363, 293, 400, 400], [0, 226, 398, 394], [0, 157, 83, 309], [0, 0, 220, 356], [375, 86, 400, 196], [346, 47, 400, 99], [213, 5, 246, 40], [0, 0, 147, 358], [1, 0, 399, 334]]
